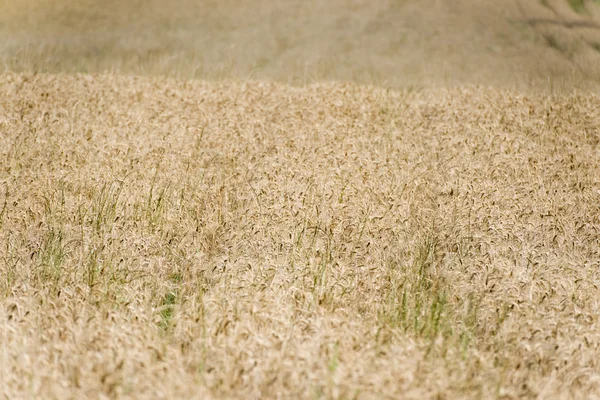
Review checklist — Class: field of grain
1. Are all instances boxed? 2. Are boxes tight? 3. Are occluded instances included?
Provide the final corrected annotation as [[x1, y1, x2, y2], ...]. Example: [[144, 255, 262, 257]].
[[0, 73, 599, 398], [1, 0, 600, 399], [2, 0, 600, 89]]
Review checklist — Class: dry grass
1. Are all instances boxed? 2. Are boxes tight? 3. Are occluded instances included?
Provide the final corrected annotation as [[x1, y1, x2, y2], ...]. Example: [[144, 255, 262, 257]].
[[2, 0, 600, 90], [1, 73, 599, 398], [2, 1, 600, 398]]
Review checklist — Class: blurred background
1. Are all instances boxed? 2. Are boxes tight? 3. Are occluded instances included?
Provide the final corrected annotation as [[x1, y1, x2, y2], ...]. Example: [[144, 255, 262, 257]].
[[1, 0, 600, 90]]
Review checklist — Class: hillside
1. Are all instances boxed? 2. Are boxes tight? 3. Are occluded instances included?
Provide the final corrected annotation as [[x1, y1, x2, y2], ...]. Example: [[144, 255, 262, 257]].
[[1, 0, 600, 89]]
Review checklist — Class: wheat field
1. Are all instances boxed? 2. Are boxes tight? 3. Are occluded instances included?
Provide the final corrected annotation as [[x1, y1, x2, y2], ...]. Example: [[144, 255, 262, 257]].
[[3, 0, 600, 89], [1, 0, 600, 399], [1, 74, 599, 399]]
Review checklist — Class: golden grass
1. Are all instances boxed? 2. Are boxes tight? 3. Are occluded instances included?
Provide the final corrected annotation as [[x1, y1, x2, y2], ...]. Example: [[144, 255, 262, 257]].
[[1, 73, 599, 398]]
